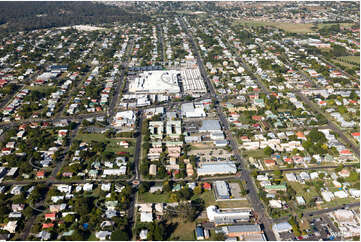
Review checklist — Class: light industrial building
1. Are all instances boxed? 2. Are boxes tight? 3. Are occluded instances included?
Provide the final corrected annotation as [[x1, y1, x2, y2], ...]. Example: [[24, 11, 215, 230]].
[[214, 181, 230, 199], [180, 69, 207, 95], [197, 162, 237, 176], [112, 111, 136, 129], [207, 206, 251, 225], [222, 225, 265, 241], [199, 120, 222, 133], [181, 102, 206, 118]]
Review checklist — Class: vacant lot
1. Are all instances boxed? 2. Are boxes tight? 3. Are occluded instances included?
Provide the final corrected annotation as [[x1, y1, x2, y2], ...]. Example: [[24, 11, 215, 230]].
[[232, 19, 314, 33], [137, 192, 170, 203], [242, 149, 267, 159], [216, 199, 250, 208], [336, 55, 360, 65], [232, 20, 353, 34], [168, 218, 195, 241], [75, 132, 135, 154]]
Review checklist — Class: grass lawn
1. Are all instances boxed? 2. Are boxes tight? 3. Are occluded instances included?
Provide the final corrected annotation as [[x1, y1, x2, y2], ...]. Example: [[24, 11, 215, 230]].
[[88, 232, 97, 241], [232, 20, 354, 34], [337, 55, 360, 64], [191, 190, 215, 206], [75, 133, 135, 154], [232, 19, 314, 33], [138, 190, 249, 209], [216, 199, 250, 208], [28, 85, 57, 92], [238, 113, 251, 124], [320, 197, 359, 209], [317, 23, 354, 29], [332, 58, 356, 69], [190, 142, 214, 150], [243, 149, 267, 159], [168, 218, 195, 241], [287, 181, 319, 203], [138, 192, 170, 203]]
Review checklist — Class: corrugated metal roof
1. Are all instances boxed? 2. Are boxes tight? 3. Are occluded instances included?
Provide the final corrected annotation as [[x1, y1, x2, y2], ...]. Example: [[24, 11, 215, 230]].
[[226, 224, 261, 233]]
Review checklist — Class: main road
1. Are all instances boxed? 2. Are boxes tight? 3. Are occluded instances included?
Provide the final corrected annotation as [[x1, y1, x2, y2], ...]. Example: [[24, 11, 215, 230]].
[[178, 16, 277, 241]]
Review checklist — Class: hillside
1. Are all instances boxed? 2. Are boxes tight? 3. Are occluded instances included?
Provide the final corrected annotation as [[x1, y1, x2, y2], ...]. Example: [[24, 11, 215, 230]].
[[0, 1, 149, 32]]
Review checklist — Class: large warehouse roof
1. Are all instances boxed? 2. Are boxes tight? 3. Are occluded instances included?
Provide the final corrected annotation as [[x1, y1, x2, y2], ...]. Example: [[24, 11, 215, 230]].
[[199, 120, 222, 132]]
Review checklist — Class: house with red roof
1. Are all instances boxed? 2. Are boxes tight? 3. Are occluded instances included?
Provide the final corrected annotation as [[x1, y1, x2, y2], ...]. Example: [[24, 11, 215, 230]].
[[0, 79, 7, 87], [45, 213, 56, 221], [283, 157, 293, 164], [252, 115, 263, 121], [319, 100, 327, 106], [340, 149, 352, 156], [292, 156, 304, 164], [42, 223, 54, 229], [296, 131, 306, 140], [203, 182, 211, 190], [264, 159, 276, 167], [240, 136, 250, 142], [351, 132, 360, 141], [36, 171, 45, 179]]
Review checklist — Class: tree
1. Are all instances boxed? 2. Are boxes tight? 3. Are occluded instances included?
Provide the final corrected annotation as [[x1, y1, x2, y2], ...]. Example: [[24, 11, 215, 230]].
[[111, 230, 129, 241], [193, 185, 202, 195], [74, 197, 91, 215], [71, 230, 86, 241], [169, 193, 179, 203], [264, 146, 274, 156], [23, 206, 33, 218], [162, 181, 171, 192], [214, 232, 226, 241], [274, 169, 282, 178], [138, 183, 150, 194], [335, 164, 344, 172], [306, 129, 326, 143], [176, 203, 198, 222], [152, 223, 165, 240]]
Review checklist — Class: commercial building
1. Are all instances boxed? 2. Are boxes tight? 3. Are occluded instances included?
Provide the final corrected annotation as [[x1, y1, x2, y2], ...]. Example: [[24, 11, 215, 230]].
[[128, 68, 206, 95], [214, 181, 230, 199], [180, 68, 207, 95], [181, 102, 206, 118], [129, 70, 180, 94], [197, 162, 237, 176], [206, 206, 251, 225], [199, 120, 222, 133], [112, 111, 136, 129], [222, 224, 265, 240], [272, 222, 293, 234]]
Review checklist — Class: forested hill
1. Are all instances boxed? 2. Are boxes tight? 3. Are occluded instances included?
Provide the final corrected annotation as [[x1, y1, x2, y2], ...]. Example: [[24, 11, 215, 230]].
[[0, 1, 149, 32]]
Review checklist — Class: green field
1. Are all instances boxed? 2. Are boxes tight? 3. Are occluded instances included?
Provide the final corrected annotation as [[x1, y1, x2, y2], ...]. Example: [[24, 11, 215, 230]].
[[138, 190, 249, 208], [138, 192, 170, 203], [331, 59, 355, 69], [75, 133, 135, 154], [287, 181, 319, 203], [337, 55, 360, 65], [168, 218, 196, 241], [232, 20, 354, 33], [232, 20, 314, 33], [242, 149, 267, 159], [215, 199, 250, 208]]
